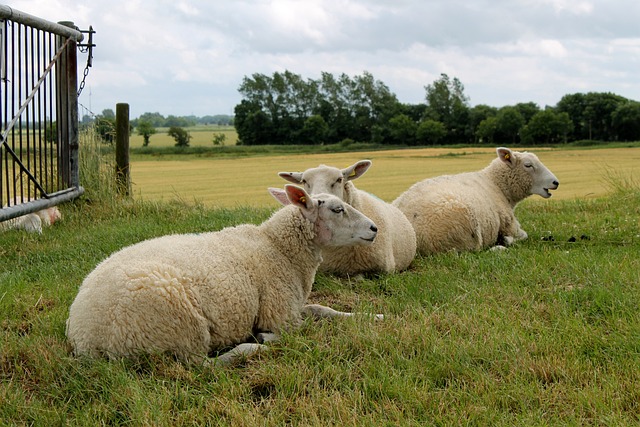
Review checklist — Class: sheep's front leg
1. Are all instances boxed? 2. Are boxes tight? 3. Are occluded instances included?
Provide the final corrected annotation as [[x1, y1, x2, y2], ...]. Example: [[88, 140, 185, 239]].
[[303, 303, 384, 320], [211, 343, 268, 366]]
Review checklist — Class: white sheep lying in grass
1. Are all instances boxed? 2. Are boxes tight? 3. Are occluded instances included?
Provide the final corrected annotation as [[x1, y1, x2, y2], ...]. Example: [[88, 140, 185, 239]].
[[66, 185, 381, 366], [0, 205, 62, 234], [279, 160, 416, 275], [393, 147, 559, 254]]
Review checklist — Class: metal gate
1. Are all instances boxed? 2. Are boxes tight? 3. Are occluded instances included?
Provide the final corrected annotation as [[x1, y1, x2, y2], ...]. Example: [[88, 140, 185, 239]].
[[0, 5, 86, 223]]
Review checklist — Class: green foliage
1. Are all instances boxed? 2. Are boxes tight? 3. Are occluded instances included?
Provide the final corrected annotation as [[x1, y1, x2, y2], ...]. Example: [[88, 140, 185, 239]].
[[521, 110, 574, 144], [136, 120, 156, 147], [167, 126, 192, 147], [495, 106, 525, 144], [94, 117, 115, 145], [1, 169, 639, 425], [416, 119, 447, 145], [300, 114, 329, 145], [233, 71, 638, 147], [384, 114, 417, 145], [212, 133, 227, 146], [235, 70, 399, 145], [611, 101, 640, 141], [423, 73, 470, 144]]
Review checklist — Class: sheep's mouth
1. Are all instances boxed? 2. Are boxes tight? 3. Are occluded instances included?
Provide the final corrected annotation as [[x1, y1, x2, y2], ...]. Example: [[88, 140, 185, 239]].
[[543, 188, 553, 198], [360, 236, 376, 242]]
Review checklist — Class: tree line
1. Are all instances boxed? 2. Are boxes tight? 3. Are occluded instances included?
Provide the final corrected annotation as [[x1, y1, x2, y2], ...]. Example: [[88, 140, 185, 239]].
[[233, 71, 640, 146]]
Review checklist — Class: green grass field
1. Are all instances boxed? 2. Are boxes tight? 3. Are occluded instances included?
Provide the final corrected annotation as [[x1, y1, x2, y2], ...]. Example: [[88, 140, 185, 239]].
[[1, 140, 640, 425]]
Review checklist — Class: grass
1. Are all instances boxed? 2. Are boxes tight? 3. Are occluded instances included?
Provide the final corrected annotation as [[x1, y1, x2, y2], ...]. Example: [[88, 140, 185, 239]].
[[130, 125, 239, 148], [1, 135, 640, 425], [129, 145, 640, 207]]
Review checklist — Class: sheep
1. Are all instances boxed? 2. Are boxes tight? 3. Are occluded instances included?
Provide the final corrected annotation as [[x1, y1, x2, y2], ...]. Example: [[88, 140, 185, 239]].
[[392, 147, 559, 254], [0, 205, 62, 234], [66, 184, 381, 367], [279, 160, 417, 276]]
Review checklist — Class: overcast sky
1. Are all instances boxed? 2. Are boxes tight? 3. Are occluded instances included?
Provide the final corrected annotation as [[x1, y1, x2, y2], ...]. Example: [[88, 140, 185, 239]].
[[10, 0, 640, 119]]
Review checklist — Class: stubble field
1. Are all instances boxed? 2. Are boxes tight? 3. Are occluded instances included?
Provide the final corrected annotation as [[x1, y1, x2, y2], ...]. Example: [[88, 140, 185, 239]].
[[130, 146, 640, 208]]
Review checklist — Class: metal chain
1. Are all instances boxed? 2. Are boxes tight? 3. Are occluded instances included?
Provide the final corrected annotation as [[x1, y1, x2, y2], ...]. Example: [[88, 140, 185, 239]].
[[77, 26, 95, 98], [77, 62, 90, 97]]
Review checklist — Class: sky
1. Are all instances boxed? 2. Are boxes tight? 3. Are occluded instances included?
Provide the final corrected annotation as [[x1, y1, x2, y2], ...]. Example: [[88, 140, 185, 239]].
[[10, 0, 640, 119]]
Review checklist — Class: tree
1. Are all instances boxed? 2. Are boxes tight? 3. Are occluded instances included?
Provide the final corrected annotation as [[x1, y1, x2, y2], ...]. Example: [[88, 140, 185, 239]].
[[101, 108, 115, 120], [416, 119, 447, 145], [514, 102, 541, 123], [385, 114, 417, 145], [167, 126, 192, 147], [212, 133, 227, 146], [557, 92, 627, 141], [424, 74, 470, 143], [137, 120, 156, 147], [611, 102, 640, 141], [234, 100, 275, 145], [495, 106, 525, 145], [95, 116, 115, 145], [300, 115, 329, 145], [137, 112, 166, 127], [520, 110, 573, 144], [476, 117, 498, 144], [468, 104, 497, 143]]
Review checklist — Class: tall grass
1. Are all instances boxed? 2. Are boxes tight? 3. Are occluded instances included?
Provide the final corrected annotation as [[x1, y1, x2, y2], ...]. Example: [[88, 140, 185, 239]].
[[78, 126, 119, 206], [1, 147, 639, 425]]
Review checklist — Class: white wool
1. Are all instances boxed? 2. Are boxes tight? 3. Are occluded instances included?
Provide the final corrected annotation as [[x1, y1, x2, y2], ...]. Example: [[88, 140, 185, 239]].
[[279, 160, 416, 275], [66, 185, 379, 365], [393, 147, 559, 254]]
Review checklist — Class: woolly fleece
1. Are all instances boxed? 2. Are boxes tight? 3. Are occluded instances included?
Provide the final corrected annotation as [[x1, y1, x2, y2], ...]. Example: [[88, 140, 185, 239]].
[[279, 160, 417, 275], [393, 147, 559, 254], [66, 185, 377, 365]]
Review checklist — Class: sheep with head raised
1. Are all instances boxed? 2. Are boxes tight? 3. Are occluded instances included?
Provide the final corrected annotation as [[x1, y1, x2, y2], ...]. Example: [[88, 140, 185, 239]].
[[279, 160, 417, 276], [66, 185, 381, 366], [392, 147, 559, 254]]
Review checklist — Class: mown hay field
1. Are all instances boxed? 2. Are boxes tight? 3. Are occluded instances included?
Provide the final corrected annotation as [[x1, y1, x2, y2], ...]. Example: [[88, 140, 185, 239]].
[[130, 146, 640, 208], [130, 126, 238, 147]]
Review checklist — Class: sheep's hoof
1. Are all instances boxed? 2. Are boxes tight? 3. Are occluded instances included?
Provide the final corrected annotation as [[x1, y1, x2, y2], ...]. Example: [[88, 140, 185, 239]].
[[256, 332, 279, 343], [490, 245, 508, 251], [213, 343, 268, 366]]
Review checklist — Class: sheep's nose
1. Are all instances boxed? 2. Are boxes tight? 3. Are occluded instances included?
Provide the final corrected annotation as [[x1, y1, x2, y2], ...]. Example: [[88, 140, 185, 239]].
[[370, 225, 378, 233], [553, 180, 559, 187]]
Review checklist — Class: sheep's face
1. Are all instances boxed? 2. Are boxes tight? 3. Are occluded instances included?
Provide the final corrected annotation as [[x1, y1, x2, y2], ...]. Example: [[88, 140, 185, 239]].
[[498, 148, 559, 199], [269, 185, 377, 247], [312, 193, 378, 247], [278, 160, 372, 202]]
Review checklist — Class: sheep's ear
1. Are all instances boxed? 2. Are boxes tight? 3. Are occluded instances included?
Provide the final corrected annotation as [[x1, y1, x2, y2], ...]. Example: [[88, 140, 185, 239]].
[[284, 184, 313, 210], [278, 171, 303, 184], [268, 187, 291, 206], [497, 147, 514, 166], [343, 160, 372, 181]]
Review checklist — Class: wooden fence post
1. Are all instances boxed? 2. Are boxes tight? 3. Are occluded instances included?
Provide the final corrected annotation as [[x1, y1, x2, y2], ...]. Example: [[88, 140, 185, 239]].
[[115, 103, 131, 196]]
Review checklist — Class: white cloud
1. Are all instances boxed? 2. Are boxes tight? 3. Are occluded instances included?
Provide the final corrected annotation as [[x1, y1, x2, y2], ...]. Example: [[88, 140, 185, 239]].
[[7, 0, 640, 117]]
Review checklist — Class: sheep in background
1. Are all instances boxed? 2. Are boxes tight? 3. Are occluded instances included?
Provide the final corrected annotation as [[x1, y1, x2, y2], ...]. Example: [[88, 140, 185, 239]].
[[279, 160, 416, 276], [66, 185, 381, 367], [0, 205, 62, 234], [393, 147, 559, 254]]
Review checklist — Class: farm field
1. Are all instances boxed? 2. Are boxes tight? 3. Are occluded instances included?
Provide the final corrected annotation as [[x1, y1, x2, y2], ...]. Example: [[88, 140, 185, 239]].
[[2, 139, 640, 425], [129, 125, 238, 148], [130, 146, 640, 208]]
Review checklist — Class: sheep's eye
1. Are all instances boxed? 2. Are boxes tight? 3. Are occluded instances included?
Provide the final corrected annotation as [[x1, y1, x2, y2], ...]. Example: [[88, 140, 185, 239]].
[[331, 207, 345, 214], [336, 177, 343, 184], [524, 163, 533, 168], [301, 179, 307, 184]]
